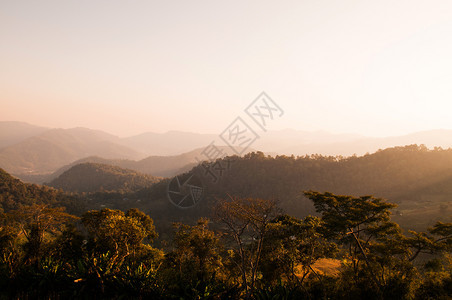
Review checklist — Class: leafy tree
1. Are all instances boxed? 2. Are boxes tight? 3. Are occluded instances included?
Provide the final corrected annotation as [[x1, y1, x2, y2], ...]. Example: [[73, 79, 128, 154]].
[[172, 218, 222, 281], [76, 208, 162, 296], [407, 221, 452, 261], [0, 214, 21, 279], [415, 254, 452, 300], [162, 218, 224, 298], [304, 191, 416, 299], [260, 215, 336, 286], [7, 204, 77, 264], [428, 221, 452, 253], [214, 196, 280, 295], [81, 208, 158, 260]]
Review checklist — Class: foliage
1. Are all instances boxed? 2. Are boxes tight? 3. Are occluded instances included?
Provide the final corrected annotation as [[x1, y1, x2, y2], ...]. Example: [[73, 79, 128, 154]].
[[1, 165, 452, 299], [161, 218, 226, 298], [0, 168, 83, 215], [81, 208, 158, 260], [215, 196, 280, 296], [47, 162, 160, 193], [260, 215, 337, 287]]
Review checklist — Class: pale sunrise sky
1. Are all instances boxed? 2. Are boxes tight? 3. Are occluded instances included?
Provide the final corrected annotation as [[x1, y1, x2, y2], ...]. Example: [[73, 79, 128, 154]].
[[2, 1, 452, 137]]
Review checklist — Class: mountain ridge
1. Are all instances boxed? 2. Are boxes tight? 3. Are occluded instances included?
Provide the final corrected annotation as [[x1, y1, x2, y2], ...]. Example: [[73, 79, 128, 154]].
[[0, 126, 144, 175], [3, 121, 452, 181], [46, 162, 161, 193]]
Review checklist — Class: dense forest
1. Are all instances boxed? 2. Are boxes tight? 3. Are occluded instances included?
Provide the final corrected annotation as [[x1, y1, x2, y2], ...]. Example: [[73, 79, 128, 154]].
[[77, 145, 452, 235], [46, 163, 161, 193], [0, 168, 83, 215], [1, 145, 451, 298], [0, 190, 450, 298]]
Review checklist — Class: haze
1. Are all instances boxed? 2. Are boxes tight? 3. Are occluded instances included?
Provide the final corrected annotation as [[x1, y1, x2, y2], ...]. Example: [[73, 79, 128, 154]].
[[2, 1, 452, 137]]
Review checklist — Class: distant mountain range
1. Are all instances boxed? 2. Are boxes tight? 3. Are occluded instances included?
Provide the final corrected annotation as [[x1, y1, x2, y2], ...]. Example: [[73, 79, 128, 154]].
[[2, 121, 452, 182], [19, 146, 245, 184], [278, 129, 452, 156], [67, 145, 450, 233], [0, 121, 49, 148], [0, 125, 143, 175], [1, 144, 452, 232], [120, 131, 217, 156]]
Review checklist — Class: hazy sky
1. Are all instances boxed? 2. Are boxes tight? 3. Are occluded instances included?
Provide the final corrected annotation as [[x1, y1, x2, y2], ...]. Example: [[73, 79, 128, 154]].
[[2, 1, 452, 137]]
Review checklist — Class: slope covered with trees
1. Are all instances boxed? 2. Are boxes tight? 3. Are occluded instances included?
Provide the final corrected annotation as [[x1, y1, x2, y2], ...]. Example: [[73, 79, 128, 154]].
[[0, 195, 450, 299], [0, 168, 82, 214], [0, 147, 451, 298], [106, 145, 452, 233], [47, 163, 161, 193], [192, 145, 452, 228]]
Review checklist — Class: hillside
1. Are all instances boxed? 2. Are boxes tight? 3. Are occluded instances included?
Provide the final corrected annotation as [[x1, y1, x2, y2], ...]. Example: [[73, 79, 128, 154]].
[[20, 146, 251, 184], [1, 145, 451, 233], [198, 145, 452, 230], [5, 122, 452, 182], [34, 156, 137, 184], [199, 145, 452, 201], [0, 127, 144, 175], [131, 145, 247, 176], [97, 145, 452, 233], [0, 168, 82, 214], [47, 163, 161, 193]]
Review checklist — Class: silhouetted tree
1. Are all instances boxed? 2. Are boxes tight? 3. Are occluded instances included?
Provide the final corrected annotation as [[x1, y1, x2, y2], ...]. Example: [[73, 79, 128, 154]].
[[214, 196, 280, 296]]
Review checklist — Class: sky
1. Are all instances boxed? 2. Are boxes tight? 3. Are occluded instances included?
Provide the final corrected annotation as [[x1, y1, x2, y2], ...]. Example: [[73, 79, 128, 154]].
[[2, 0, 452, 137]]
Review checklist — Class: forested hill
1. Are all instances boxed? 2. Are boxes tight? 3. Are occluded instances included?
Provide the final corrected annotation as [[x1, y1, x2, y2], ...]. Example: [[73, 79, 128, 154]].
[[2, 145, 451, 232], [124, 145, 452, 232], [199, 144, 452, 200], [46, 162, 161, 193], [0, 168, 82, 214], [188, 144, 452, 229]]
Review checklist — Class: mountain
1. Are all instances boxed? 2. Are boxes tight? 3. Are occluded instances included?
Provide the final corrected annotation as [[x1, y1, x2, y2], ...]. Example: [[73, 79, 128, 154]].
[[121, 128, 452, 157], [4, 122, 452, 181], [38, 156, 136, 183], [0, 127, 144, 175], [252, 129, 363, 153], [120, 131, 217, 156], [0, 168, 82, 214], [131, 145, 245, 176], [109, 145, 452, 233], [3, 144, 452, 233], [22, 146, 251, 184], [119, 129, 364, 156], [47, 163, 160, 193], [279, 129, 452, 156], [0, 121, 49, 149]]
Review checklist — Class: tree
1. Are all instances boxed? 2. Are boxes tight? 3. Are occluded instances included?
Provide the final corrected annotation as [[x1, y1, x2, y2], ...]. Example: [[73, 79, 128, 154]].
[[7, 204, 77, 264], [260, 215, 336, 286], [162, 218, 223, 298], [214, 196, 280, 295], [81, 208, 157, 259], [407, 221, 452, 261], [79, 208, 161, 295], [304, 191, 415, 298], [172, 218, 221, 280], [0, 213, 21, 278]]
